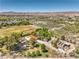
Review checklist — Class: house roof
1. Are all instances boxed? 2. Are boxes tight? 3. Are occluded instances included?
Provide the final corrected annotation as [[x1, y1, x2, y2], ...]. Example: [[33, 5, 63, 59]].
[[30, 35, 38, 40]]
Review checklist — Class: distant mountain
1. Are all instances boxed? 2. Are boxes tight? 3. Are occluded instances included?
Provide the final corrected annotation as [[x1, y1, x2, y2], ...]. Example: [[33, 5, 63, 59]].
[[0, 12, 79, 17]]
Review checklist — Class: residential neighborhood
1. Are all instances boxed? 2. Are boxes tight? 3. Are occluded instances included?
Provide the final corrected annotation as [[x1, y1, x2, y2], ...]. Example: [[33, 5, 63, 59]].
[[0, 12, 79, 58]]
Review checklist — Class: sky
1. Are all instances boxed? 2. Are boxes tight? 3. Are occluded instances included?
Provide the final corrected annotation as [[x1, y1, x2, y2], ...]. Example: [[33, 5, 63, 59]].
[[0, 0, 79, 12]]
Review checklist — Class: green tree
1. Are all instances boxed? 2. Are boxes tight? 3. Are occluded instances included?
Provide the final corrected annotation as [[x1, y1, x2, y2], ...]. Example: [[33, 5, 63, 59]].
[[34, 28, 53, 41], [75, 48, 79, 58], [40, 44, 45, 49], [40, 44, 48, 52], [76, 48, 79, 54], [21, 32, 29, 37], [0, 37, 6, 48], [51, 39, 58, 48], [36, 50, 41, 56], [31, 51, 36, 57], [27, 52, 31, 57]]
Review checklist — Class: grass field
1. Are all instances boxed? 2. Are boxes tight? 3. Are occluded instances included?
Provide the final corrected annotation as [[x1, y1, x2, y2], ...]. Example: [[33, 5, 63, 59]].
[[0, 25, 36, 37]]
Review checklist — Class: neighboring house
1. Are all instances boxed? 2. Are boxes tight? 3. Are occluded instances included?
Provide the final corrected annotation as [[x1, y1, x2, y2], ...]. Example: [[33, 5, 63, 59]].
[[30, 35, 38, 41], [25, 36, 31, 41], [0, 20, 17, 24], [20, 43, 27, 50], [18, 36, 31, 50], [18, 35, 38, 50], [57, 40, 75, 54], [51, 36, 57, 41]]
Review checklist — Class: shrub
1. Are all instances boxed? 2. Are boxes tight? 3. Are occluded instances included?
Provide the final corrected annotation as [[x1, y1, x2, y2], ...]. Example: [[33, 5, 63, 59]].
[[31, 51, 36, 57], [36, 50, 41, 56], [27, 52, 31, 57]]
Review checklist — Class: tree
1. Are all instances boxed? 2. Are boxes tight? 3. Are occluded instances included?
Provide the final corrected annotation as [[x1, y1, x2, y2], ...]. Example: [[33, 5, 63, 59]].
[[17, 20, 31, 25], [27, 52, 31, 57], [11, 32, 21, 40], [0, 37, 6, 48], [36, 50, 41, 56], [34, 43, 40, 47], [31, 51, 36, 57], [44, 53, 48, 57], [2, 32, 21, 51], [40, 44, 45, 49], [40, 44, 48, 52], [76, 48, 79, 54], [75, 48, 79, 58], [61, 35, 65, 40], [21, 32, 29, 37], [34, 28, 53, 41], [51, 40, 58, 48]]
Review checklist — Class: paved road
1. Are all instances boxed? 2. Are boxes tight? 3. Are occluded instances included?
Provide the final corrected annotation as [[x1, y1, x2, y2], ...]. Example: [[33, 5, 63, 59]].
[[36, 39, 75, 54], [36, 40, 61, 53]]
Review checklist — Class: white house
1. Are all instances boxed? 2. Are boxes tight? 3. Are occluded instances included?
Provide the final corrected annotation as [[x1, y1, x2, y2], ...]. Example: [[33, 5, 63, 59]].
[[25, 36, 31, 41]]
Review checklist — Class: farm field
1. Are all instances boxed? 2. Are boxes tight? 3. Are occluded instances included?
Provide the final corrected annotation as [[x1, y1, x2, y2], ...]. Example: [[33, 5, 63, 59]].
[[0, 25, 36, 37]]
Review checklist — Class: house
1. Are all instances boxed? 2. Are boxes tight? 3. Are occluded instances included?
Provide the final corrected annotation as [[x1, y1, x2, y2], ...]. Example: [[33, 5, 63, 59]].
[[19, 37, 26, 43], [20, 43, 27, 50], [30, 35, 38, 41], [18, 36, 31, 50], [57, 40, 74, 53], [25, 36, 31, 41], [18, 35, 38, 50]]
